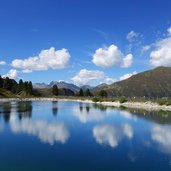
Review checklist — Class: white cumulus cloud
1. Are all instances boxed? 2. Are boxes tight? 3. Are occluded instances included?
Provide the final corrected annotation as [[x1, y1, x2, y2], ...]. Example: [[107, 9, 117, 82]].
[[92, 44, 133, 68], [0, 61, 6, 65], [121, 54, 133, 68], [11, 47, 70, 71], [120, 71, 137, 81], [71, 69, 115, 85], [2, 69, 18, 79], [22, 69, 32, 73], [167, 26, 171, 35], [102, 77, 116, 84], [150, 27, 171, 67]]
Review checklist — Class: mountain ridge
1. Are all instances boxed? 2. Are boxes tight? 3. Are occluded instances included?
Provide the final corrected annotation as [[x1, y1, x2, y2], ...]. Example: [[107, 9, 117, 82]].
[[32, 66, 171, 98], [97, 66, 171, 98]]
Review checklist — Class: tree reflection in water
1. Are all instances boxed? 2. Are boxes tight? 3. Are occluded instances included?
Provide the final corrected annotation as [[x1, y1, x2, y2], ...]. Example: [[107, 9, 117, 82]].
[[17, 101, 33, 120], [79, 102, 90, 113], [92, 103, 107, 112], [0, 102, 11, 123], [52, 101, 58, 116], [123, 107, 171, 124], [79, 102, 83, 112]]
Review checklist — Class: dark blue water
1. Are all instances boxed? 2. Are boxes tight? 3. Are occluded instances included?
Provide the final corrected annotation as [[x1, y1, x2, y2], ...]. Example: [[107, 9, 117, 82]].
[[0, 100, 171, 171]]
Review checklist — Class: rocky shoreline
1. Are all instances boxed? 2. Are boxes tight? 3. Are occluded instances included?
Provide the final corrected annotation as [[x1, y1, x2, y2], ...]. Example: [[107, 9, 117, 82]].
[[99, 101, 171, 111], [0, 97, 171, 111]]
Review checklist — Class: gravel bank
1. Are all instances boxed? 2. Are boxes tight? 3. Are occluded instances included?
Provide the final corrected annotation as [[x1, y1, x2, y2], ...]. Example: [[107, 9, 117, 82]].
[[0, 98, 171, 111]]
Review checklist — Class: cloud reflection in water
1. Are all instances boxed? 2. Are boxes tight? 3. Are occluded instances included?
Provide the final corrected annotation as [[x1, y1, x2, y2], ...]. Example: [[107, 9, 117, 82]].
[[119, 111, 137, 121], [73, 104, 112, 123], [151, 124, 171, 154], [10, 116, 70, 145], [93, 123, 133, 148]]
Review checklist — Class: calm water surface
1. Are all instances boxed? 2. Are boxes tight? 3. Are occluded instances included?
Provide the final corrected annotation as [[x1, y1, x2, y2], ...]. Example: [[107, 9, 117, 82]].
[[0, 100, 171, 171]]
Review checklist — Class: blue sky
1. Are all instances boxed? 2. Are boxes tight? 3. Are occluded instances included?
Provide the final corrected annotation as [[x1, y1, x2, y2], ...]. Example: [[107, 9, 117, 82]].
[[0, 0, 171, 85]]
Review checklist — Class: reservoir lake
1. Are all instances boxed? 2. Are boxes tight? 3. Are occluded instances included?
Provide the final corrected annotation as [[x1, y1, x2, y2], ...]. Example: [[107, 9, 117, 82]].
[[0, 100, 171, 171]]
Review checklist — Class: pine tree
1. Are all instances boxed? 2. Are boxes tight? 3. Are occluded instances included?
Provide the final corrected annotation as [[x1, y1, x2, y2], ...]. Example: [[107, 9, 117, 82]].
[[85, 89, 92, 97], [0, 75, 3, 88], [24, 81, 28, 91], [11, 80, 18, 93], [28, 81, 33, 94], [3, 77, 13, 91], [18, 79, 24, 92], [52, 85, 58, 96], [79, 88, 84, 96], [98, 90, 107, 98]]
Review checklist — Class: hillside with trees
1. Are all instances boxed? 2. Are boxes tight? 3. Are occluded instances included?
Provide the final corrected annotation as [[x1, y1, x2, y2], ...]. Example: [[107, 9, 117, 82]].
[[1, 66, 171, 99], [0, 76, 33, 97]]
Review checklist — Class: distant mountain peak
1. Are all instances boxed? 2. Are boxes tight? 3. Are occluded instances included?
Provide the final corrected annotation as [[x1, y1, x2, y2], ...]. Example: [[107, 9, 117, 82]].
[[49, 81, 80, 92], [80, 85, 94, 91], [33, 82, 48, 89]]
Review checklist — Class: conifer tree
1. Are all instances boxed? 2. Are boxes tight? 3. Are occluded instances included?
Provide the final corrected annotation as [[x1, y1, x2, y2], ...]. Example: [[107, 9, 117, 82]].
[[0, 75, 3, 88], [79, 88, 84, 96], [52, 85, 58, 96]]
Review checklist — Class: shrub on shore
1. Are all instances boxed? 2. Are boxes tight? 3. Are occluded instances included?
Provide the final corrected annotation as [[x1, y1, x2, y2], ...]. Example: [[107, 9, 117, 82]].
[[119, 97, 127, 103], [92, 97, 104, 102], [154, 99, 171, 106]]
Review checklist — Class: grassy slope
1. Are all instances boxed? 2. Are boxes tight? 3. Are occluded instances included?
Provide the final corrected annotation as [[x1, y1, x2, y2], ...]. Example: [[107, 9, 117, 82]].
[[98, 66, 171, 98], [34, 88, 52, 97], [0, 88, 16, 98]]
